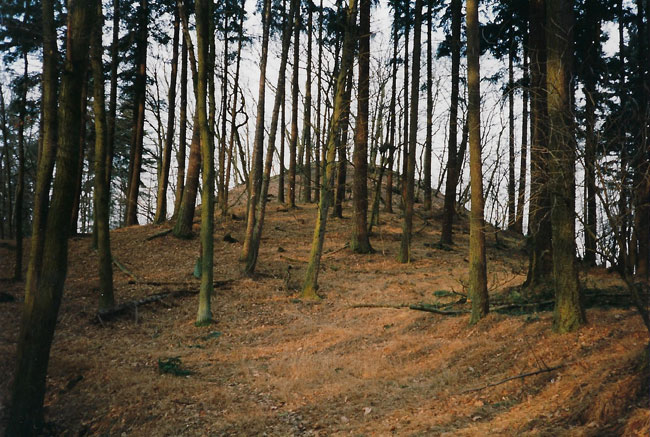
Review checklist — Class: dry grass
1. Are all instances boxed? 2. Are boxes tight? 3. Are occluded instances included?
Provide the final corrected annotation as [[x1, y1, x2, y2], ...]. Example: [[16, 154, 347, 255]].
[[0, 184, 648, 436]]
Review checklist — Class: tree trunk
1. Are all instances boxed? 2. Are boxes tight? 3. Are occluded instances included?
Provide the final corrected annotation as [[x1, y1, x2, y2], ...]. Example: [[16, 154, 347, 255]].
[[301, 2, 313, 203], [334, 71, 353, 218], [195, 0, 214, 325], [70, 77, 88, 234], [243, 0, 297, 275], [106, 0, 119, 186], [218, 11, 228, 213], [90, 0, 115, 311], [514, 29, 529, 234], [241, 0, 271, 262], [351, 0, 372, 253], [302, 0, 357, 299], [398, 0, 422, 264], [385, 9, 399, 214], [14, 52, 28, 280], [289, 8, 300, 208], [440, 0, 461, 244], [125, 0, 148, 226], [525, 0, 553, 289], [173, 33, 188, 219], [6, 1, 92, 433], [314, 0, 324, 202], [154, 7, 180, 224], [507, 39, 516, 230], [0, 84, 12, 238], [423, 5, 433, 212], [467, 0, 489, 324], [546, 0, 585, 332]]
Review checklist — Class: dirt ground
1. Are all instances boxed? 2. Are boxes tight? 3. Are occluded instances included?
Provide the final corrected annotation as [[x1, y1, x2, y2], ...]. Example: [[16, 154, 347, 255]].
[[1, 184, 649, 436]]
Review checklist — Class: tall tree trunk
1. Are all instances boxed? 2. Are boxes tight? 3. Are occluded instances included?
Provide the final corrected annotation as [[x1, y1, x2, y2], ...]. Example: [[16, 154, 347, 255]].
[[301, 1, 313, 203], [546, 0, 585, 332], [423, 5, 433, 212], [107, 0, 119, 186], [90, 0, 115, 311], [14, 52, 28, 280], [514, 29, 529, 234], [195, 0, 214, 325], [279, 82, 286, 203], [6, 1, 92, 433], [385, 10, 399, 214], [334, 71, 353, 218], [401, 9, 409, 206], [289, 8, 301, 208], [0, 85, 12, 238], [25, 0, 59, 301], [173, 35, 188, 219], [440, 0, 461, 244], [525, 0, 553, 289], [154, 8, 180, 224], [125, 0, 148, 226], [218, 12, 228, 213], [70, 77, 88, 234], [314, 0, 323, 202], [241, 0, 271, 262], [398, 0, 422, 263], [467, 0, 489, 324], [351, 0, 372, 253], [244, 0, 299, 275], [507, 39, 516, 229], [302, 0, 357, 299]]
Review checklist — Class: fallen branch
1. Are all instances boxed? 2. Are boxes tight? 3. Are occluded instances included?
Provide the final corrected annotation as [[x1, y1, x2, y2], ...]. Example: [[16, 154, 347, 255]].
[[112, 257, 140, 281], [491, 300, 555, 312], [146, 229, 173, 241], [324, 242, 350, 258], [408, 304, 468, 315], [459, 365, 564, 394]]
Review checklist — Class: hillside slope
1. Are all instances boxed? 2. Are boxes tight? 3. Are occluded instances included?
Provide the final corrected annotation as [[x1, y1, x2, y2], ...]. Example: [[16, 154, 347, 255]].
[[1, 187, 648, 436]]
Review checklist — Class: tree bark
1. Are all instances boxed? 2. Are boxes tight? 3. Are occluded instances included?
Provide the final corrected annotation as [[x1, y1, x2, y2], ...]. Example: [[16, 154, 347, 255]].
[[173, 32, 189, 219], [398, 0, 422, 264], [423, 5, 433, 212], [514, 29, 529, 234], [289, 7, 301, 208], [546, 0, 585, 332], [441, 0, 462, 244], [6, 1, 92, 433], [334, 71, 353, 218], [385, 8, 399, 214], [14, 51, 27, 280], [351, 0, 372, 253], [507, 39, 516, 230], [467, 0, 489, 324], [301, 1, 313, 203]]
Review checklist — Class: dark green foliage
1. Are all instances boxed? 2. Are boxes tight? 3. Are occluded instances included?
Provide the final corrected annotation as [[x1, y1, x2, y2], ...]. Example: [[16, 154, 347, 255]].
[[158, 357, 193, 376]]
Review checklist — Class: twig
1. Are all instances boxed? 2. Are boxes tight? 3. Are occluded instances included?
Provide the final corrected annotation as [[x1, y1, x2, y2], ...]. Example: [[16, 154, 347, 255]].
[[324, 242, 350, 258], [459, 365, 564, 394], [112, 257, 140, 281], [351, 303, 409, 309]]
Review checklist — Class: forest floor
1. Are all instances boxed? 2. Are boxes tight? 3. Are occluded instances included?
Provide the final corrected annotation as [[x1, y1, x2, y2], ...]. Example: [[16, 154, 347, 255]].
[[1, 180, 649, 436]]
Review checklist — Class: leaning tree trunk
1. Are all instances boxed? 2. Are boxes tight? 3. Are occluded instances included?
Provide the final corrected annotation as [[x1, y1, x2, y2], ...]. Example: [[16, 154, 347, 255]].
[[546, 0, 585, 332], [398, 0, 423, 264], [154, 7, 180, 224], [351, 0, 372, 253], [440, 0, 461, 245], [6, 1, 93, 433], [467, 0, 489, 324], [90, 0, 115, 311], [302, 0, 357, 299]]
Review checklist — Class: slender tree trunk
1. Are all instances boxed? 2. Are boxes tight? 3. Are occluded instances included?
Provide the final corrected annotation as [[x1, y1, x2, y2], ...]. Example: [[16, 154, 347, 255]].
[[385, 11, 399, 214], [351, 0, 372, 253], [125, 0, 148, 226], [441, 0, 461, 244], [525, 0, 553, 289], [14, 52, 28, 280], [424, 6, 433, 212], [244, 0, 298, 275], [301, 2, 313, 203], [70, 77, 88, 234], [90, 0, 115, 311], [507, 39, 516, 230], [314, 0, 323, 202], [154, 8, 180, 224], [279, 84, 286, 203], [0, 85, 12, 238], [546, 0, 585, 332], [302, 0, 357, 299], [467, 0, 489, 324], [107, 0, 119, 187], [398, 0, 422, 263], [6, 1, 92, 433], [24, 0, 59, 302], [218, 12, 228, 213], [173, 35, 188, 219], [617, 0, 629, 273], [401, 11, 410, 206], [195, 0, 214, 325], [289, 8, 301, 208], [514, 30, 529, 234], [334, 71, 353, 218], [241, 0, 271, 262]]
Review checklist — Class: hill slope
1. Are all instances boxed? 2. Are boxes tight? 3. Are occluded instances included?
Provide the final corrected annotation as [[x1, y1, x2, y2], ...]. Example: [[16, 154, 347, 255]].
[[1, 190, 648, 436]]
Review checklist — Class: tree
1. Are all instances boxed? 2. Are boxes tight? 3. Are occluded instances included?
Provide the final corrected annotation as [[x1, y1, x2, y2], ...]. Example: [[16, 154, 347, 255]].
[[546, 0, 585, 332], [423, 1, 433, 212], [398, 0, 423, 263], [440, 0, 462, 245], [301, 0, 314, 203], [467, 0, 488, 324], [173, 33, 188, 219], [288, 4, 301, 208], [350, 0, 372, 253], [302, 0, 357, 298], [195, 0, 214, 325], [6, 0, 93, 432], [90, 0, 115, 311]]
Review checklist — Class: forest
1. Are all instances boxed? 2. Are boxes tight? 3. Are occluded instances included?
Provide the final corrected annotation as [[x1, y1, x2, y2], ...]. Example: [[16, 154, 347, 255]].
[[0, 0, 649, 435]]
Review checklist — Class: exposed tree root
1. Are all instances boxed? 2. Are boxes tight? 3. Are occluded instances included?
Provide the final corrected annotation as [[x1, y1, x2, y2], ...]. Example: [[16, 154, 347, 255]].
[[145, 229, 173, 241]]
